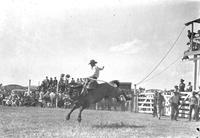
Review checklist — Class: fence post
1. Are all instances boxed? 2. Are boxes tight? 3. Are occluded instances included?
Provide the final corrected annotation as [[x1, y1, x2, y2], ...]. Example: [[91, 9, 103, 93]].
[[28, 80, 31, 95], [56, 82, 59, 108], [131, 90, 134, 112], [131, 84, 136, 112], [134, 84, 137, 112]]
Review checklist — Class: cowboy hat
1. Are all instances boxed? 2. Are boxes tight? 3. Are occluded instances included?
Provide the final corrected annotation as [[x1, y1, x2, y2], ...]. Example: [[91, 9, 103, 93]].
[[174, 85, 178, 88], [89, 59, 97, 65], [180, 79, 184, 82], [193, 90, 198, 94], [66, 74, 70, 78]]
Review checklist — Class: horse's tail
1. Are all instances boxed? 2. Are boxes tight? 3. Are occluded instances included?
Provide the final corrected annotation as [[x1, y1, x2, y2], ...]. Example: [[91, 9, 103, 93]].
[[68, 85, 83, 101]]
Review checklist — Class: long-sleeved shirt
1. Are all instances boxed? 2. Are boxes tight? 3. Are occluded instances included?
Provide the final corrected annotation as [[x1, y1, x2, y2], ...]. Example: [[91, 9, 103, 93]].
[[156, 94, 165, 106], [189, 96, 198, 105], [169, 95, 180, 105], [197, 95, 200, 106], [91, 65, 104, 78]]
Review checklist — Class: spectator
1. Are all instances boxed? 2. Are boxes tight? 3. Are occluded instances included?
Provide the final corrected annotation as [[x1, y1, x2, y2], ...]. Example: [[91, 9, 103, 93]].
[[40, 80, 47, 92], [179, 79, 185, 92], [187, 30, 197, 40], [76, 78, 80, 84], [39, 91, 44, 107], [53, 77, 58, 88], [186, 82, 193, 92], [70, 78, 76, 85], [197, 30, 200, 38], [174, 85, 179, 92], [65, 74, 70, 92], [45, 76, 50, 88], [169, 90, 180, 121], [59, 74, 65, 93], [65, 74, 70, 87], [153, 92, 158, 117], [196, 92, 200, 121], [156, 92, 165, 120], [188, 91, 198, 121], [49, 77, 53, 89]]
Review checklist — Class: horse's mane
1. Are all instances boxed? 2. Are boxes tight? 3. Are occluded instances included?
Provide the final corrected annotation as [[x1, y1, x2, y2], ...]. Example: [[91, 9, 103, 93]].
[[110, 80, 120, 87]]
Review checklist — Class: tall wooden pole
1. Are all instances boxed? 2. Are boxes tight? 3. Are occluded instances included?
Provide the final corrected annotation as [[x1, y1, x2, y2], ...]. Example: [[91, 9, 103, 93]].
[[131, 84, 135, 112], [191, 23, 197, 90], [194, 57, 198, 90], [199, 59, 200, 88], [28, 80, 31, 95]]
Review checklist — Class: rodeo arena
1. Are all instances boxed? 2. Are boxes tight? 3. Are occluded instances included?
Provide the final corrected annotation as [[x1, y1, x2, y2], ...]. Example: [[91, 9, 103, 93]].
[[1, 6, 200, 137]]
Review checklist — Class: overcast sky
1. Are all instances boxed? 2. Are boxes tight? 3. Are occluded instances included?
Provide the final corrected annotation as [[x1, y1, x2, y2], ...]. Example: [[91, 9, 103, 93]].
[[0, 0, 200, 89]]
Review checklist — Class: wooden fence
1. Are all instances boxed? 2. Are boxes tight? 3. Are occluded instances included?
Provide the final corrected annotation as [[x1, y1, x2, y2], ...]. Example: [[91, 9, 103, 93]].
[[137, 91, 194, 118]]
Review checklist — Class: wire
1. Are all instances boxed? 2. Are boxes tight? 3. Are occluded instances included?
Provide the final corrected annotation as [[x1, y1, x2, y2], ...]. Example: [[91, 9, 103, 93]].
[[142, 55, 182, 84], [136, 26, 186, 85]]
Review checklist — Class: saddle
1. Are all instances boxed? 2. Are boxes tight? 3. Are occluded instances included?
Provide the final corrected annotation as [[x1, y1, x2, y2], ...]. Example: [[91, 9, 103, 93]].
[[86, 80, 98, 90], [69, 80, 98, 97]]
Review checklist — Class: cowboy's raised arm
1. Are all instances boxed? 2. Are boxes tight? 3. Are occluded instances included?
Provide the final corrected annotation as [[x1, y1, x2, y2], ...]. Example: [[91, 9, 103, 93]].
[[99, 66, 104, 70]]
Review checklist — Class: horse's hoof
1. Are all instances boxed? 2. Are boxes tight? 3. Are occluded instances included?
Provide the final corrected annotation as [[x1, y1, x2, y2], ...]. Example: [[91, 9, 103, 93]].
[[77, 117, 81, 123], [66, 115, 70, 120]]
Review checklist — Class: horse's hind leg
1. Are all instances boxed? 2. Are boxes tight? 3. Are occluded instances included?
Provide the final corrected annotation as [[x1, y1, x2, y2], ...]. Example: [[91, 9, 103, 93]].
[[66, 103, 80, 120], [77, 105, 86, 123]]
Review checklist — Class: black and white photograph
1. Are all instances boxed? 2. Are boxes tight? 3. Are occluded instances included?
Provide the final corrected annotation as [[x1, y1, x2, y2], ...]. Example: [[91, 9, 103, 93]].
[[0, 0, 200, 137]]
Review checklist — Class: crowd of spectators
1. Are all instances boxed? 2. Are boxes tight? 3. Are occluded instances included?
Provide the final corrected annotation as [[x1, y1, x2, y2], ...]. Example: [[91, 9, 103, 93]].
[[0, 74, 130, 111], [39, 74, 86, 94], [0, 73, 88, 107]]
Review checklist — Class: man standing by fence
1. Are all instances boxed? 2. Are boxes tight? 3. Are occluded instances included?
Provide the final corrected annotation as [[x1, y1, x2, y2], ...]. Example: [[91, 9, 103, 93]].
[[196, 92, 200, 121], [156, 92, 165, 120], [188, 91, 198, 121], [186, 82, 192, 92], [59, 74, 65, 93], [153, 92, 158, 117], [179, 79, 185, 92], [169, 90, 180, 121]]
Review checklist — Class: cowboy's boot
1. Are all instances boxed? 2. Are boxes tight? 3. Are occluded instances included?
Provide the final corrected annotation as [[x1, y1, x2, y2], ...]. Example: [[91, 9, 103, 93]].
[[81, 86, 89, 96]]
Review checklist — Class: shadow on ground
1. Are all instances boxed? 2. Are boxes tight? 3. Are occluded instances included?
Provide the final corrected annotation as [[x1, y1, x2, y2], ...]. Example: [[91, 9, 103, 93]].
[[92, 122, 146, 129]]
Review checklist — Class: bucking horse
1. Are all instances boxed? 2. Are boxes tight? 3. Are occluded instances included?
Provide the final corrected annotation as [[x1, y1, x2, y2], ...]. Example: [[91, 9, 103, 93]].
[[66, 80, 131, 122]]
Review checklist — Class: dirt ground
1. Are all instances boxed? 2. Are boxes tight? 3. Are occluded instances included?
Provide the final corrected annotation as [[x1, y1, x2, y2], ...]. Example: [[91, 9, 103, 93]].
[[0, 106, 199, 138]]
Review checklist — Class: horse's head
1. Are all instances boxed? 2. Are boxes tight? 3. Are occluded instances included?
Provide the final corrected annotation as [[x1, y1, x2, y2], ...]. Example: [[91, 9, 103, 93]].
[[109, 80, 120, 88], [111, 86, 131, 101], [115, 87, 124, 95]]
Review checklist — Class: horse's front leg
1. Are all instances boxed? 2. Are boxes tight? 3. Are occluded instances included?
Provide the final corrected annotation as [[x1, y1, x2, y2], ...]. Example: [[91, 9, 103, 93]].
[[66, 103, 80, 120], [122, 93, 131, 101], [77, 105, 86, 123]]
